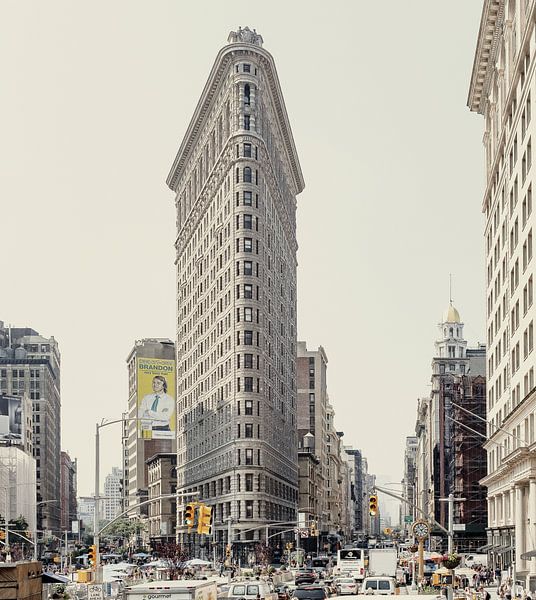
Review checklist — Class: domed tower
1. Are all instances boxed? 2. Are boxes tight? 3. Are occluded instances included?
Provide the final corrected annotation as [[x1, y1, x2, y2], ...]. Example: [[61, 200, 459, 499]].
[[433, 302, 468, 375]]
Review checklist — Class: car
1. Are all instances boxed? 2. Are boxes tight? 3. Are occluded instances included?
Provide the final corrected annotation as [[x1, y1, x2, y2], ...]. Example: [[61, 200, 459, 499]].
[[335, 577, 358, 595], [291, 585, 329, 600], [295, 571, 317, 585], [275, 585, 291, 600], [321, 579, 337, 596], [361, 577, 396, 595]]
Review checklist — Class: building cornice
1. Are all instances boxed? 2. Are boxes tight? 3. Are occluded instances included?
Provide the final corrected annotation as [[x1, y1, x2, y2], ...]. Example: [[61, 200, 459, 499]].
[[166, 42, 305, 195], [467, 0, 504, 115]]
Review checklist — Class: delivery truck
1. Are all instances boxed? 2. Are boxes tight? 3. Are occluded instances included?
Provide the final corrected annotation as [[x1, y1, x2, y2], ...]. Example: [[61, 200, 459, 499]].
[[367, 548, 397, 578], [122, 579, 217, 600]]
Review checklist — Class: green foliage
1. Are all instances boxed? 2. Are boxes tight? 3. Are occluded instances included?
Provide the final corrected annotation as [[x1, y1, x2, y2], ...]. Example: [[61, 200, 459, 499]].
[[101, 517, 146, 539]]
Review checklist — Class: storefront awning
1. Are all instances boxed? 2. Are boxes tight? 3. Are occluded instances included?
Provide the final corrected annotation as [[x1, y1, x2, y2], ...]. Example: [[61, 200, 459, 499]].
[[478, 544, 493, 552], [521, 550, 536, 560]]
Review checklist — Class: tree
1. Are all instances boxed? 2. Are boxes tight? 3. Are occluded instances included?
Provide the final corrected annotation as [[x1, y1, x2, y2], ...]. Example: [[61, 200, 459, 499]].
[[101, 517, 145, 539], [156, 543, 190, 580], [254, 543, 273, 572]]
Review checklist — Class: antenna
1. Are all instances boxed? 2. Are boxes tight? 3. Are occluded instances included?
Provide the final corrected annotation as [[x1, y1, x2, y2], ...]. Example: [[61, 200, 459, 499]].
[[449, 274, 453, 305]]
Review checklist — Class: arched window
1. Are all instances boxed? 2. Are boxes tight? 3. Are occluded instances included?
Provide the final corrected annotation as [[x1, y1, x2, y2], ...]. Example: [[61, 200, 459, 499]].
[[244, 84, 251, 106], [449, 328, 453, 337], [243, 167, 252, 183]]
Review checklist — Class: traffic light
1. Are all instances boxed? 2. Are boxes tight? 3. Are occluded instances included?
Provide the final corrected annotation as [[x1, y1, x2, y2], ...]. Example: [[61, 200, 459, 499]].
[[184, 503, 196, 530], [88, 544, 97, 567], [309, 520, 318, 537], [369, 494, 378, 516], [197, 504, 213, 535], [225, 543, 232, 558]]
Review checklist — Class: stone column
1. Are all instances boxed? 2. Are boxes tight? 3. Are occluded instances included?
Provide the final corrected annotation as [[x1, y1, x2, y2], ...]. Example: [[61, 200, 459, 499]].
[[529, 479, 536, 575], [515, 484, 526, 573]]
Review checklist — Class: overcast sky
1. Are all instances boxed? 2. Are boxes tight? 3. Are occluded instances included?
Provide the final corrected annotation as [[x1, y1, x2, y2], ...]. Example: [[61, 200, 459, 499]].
[[1, 1, 485, 516]]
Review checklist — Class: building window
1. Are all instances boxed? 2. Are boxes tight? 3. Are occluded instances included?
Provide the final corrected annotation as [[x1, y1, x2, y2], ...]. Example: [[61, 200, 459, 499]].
[[245, 449, 253, 465], [244, 307, 253, 322], [244, 191, 252, 206], [244, 284, 253, 299], [244, 377, 254, 392], [244, 214, 253, 229], [243, 167, 252, 182], [245, 423, 253, 437], [245, 399, 253, 415], [243, 64, 251, 73], [245, 499, 254, 518], [244, 115, 250, 130], [244, 238, 253, 252], [244, 143, 252, 157], [245, 474, 253, 492], [244, 331, 253, 345], [244, 261, 253, 276]]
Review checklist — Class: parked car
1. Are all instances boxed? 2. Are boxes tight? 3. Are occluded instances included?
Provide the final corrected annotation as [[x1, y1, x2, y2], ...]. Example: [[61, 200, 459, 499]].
[[335, 577, 358, 595], [291, 586, 329, 600]]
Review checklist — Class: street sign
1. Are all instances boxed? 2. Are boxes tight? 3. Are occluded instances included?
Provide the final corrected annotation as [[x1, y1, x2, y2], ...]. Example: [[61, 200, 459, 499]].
[[300, 530, 309, 538], [88, 585, 104, 600], [453, 524, 466, 531], [404, 516, 413, 524]]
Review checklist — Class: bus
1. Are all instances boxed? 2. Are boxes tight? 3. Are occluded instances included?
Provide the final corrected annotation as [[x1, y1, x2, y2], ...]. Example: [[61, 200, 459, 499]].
[[334, 548, 366, 581]]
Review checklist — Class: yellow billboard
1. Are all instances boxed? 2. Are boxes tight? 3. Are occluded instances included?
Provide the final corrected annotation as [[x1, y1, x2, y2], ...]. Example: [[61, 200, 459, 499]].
[[137, 358, 176, 440]]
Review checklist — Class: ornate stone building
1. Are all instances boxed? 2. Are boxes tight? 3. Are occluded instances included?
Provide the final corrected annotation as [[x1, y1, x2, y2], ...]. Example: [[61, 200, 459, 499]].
[[469, 0, 536, 583], [167, 27, 304, 557]]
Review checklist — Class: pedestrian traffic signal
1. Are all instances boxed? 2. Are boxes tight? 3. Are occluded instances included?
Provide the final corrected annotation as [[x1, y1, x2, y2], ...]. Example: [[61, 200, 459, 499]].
[[369, 494, 378, 516], [184, 503, 196, 530], [88, 544, 97, 566], [197, 504, 213, 535], [225, 543, 232, 558]]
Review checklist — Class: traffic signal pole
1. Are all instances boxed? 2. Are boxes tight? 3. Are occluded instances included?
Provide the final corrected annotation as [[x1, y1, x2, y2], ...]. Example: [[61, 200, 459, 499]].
[[94, 423, 100, 582]]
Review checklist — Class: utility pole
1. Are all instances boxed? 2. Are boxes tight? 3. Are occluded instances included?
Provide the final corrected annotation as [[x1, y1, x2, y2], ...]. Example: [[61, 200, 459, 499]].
[[94, 423, 101, 582], [227, 516, 233, 566], [295, 527, 300, 568]]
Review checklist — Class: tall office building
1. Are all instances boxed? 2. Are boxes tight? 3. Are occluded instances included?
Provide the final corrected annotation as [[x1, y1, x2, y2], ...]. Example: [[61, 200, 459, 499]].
[[401, 436, 417, 535], [124, 338, 176, 516], [413, 305, 487, 551], [59, 451, 77, 532], [167, 27, 304, 555], [0, 321, 61, 532], [103, 467, 122, 522], [297, 343, 329, 537], [469, 1, 536, 582]]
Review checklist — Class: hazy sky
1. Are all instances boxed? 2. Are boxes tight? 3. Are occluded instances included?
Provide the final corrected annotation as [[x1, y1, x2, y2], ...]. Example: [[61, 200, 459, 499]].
[[1, 1, 485, 509]]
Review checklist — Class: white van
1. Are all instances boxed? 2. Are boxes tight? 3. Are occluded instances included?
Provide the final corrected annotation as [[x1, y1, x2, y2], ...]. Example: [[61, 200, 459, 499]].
[[361, 577, 396, 595], [227, 581, 277, 600]]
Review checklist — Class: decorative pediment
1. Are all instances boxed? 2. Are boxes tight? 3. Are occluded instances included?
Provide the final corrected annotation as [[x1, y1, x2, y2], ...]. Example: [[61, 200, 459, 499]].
[[227, 26, 263, 47]]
